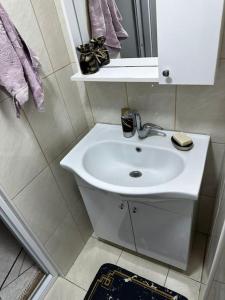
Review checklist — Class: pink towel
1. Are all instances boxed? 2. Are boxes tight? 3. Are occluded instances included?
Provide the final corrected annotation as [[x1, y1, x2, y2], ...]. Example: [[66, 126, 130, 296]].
[[88, 0, 128, 56], [0, 3, 44, 117]]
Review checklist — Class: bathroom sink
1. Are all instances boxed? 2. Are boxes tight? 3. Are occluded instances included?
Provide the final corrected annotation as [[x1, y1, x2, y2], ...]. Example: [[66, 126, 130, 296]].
[[61, 124, 210, 200], [83, 141, 185, 187]]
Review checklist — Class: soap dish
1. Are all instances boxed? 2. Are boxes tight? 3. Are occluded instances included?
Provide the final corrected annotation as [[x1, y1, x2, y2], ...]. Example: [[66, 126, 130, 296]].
[[171, 137, 194, 151]]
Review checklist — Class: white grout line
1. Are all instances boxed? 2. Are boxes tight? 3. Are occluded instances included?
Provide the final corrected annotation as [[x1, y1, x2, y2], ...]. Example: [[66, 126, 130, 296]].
[[164, 268, 170, 287], [116, 249, 124, 266], [64, 277, 87, 292]]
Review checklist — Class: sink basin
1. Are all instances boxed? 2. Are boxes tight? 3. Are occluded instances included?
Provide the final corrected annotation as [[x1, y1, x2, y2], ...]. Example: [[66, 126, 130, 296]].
[[61, 124, 210, 200], [83, 141, 185, 187]]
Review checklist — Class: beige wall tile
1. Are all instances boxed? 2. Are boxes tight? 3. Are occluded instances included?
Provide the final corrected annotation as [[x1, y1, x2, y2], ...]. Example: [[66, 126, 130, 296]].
[[204, 280, 225, 300], [215, 242, 225, 283], [176, 61, 225, 143], [31, 0, 70, 71], [197, 195, 215, 234], [220, 22, 225, 59], [50, 151, 86, 223], [24, 74, 75, 163], [1, 0, 52, 77], [45, 214, 84, 275], [86, 82, 127, 124], [74, 82, 95, 129], [0, 99, 47, 199], [53, 0, 76, 64], [127, 83, 176, 130], [201, 142, 225, 197], [13, 168, 68, 244], [55, 65, 88, 137], [171, 233, 207, 282], [75, 209, 93, 243]]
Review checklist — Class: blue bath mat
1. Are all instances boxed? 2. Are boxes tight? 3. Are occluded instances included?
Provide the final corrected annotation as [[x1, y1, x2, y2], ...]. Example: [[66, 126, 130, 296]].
[[84, 264, 188, 300]]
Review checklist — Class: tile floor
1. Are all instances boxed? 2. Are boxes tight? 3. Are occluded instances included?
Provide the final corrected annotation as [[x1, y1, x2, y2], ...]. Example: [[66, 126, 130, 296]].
[[45, 232, 208, 300], [0, 220, 45, 300]]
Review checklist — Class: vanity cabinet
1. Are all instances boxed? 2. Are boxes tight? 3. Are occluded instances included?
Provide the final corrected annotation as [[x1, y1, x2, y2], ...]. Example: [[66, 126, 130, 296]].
[[130, 201, 192, 270], [78, 183, 196, 270], [80, 187, 136, 252]]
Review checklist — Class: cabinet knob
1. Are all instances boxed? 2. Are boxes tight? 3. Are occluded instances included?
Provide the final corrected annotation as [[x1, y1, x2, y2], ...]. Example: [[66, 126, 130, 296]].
[[132, 207, 137, 214], [120, 203, 124, 210], [162, 70, 170, 77]]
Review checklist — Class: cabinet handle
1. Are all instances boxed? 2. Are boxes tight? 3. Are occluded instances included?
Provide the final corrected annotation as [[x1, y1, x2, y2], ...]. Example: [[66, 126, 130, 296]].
[[120, 203, 124, 210], [162, 70, 170, 77], [132, 207, 137, 214]]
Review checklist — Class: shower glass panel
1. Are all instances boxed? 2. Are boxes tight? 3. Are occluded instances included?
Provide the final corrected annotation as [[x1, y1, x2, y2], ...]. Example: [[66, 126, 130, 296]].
[[115, 0, 158, 58]]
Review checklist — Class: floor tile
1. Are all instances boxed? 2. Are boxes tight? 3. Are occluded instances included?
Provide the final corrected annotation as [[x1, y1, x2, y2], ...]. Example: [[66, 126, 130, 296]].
[[199, 283, 206, 300], [0, 222, 21, 287], [0, 266, 44, 300], [45, 278, 85, 300], [117, 250, 168, 286], [165, 270, 201, 300], [170, 233, 207, 282], [66, 237, 122, 290], [2, 250, 24, 288], [19, 253, 34, 275]]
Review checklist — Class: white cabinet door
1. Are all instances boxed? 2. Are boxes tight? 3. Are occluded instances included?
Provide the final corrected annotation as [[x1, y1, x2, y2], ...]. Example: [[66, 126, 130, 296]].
[[156, 0, 224, 85], [130, 201, 193, 270], [79, 187, 136, 251]]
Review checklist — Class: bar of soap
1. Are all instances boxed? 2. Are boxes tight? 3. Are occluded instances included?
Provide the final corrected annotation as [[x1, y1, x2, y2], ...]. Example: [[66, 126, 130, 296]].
[[173, 132, 193, 147]]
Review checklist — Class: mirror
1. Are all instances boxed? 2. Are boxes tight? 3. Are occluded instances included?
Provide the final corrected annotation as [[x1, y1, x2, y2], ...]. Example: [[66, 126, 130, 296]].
[[72, 0, 158, 59]]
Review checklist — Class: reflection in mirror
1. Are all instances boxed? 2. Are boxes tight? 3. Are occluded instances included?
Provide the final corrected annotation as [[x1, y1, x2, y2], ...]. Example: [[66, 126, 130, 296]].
[[74, 0, 158, 59], [116, 0, 158, 58]]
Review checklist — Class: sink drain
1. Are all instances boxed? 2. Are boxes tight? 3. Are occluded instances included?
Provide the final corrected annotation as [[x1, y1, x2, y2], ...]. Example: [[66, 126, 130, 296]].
[[129, 171, 142, 178]]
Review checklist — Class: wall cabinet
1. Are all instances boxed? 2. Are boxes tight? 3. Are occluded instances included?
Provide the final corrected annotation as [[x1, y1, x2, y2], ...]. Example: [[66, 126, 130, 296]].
[[62, 0, 224, 85], [157, 0, 225, 85], [78, 183, 196, 270]]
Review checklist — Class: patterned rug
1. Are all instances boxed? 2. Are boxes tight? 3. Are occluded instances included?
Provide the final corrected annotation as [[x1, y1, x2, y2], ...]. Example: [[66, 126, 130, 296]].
[[85, 264, 188, 300]]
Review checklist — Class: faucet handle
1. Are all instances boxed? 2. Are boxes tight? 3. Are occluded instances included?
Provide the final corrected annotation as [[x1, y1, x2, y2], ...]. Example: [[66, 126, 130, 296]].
[[143, 123, 163, 130]]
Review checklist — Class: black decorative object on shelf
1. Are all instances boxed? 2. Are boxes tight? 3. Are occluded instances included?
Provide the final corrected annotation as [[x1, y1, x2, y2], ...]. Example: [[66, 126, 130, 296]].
[[77, 36, 110, 75], [90, 36, 110, 67], [84, 263, 188, 300], [77, 43, 99, 75]]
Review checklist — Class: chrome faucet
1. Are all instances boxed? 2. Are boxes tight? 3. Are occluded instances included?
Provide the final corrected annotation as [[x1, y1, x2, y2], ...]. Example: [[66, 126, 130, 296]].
[[134, 111, 166, 139]]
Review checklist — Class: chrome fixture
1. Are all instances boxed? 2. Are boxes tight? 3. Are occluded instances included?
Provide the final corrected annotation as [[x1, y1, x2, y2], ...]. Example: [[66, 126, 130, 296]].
[[134, 111, 166, 139]]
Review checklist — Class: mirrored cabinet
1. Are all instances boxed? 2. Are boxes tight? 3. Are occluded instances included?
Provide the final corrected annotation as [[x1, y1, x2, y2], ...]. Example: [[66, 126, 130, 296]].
[[61, 0, 224, 85]]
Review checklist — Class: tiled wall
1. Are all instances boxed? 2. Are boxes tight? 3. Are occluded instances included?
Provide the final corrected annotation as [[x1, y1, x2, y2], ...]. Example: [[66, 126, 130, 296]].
[[201, 155, 225, 298], [83, 33, 225, 236], [0, 0, 93, 275]]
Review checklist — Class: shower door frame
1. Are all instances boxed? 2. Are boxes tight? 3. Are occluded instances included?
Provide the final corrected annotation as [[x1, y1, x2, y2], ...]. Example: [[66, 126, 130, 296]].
[[0, 188, 60, 299]]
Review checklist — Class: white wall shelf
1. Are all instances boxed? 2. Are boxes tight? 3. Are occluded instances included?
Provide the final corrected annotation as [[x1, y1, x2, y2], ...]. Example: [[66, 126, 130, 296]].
[[71, 66, 159, 83]]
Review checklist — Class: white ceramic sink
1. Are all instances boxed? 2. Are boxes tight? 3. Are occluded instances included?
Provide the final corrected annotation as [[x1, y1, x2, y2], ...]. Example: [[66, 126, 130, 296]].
[[61, 124, 210, 200], [83, 141, 185, 187]]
